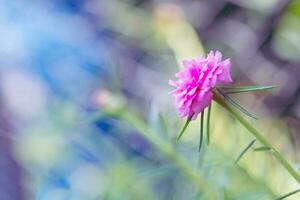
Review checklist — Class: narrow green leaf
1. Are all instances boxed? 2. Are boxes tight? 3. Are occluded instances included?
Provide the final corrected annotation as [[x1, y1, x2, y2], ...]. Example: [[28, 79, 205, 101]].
[[276, 189, 300, 200], [218, 85, 277, 94], [218, 89, 258, 120], [199, 111, 204, 152], [254, 146, 271, 152], [177, 116, 192, 141], [235, 139, 256, 163], [206, 104, 212, 145], [225, 94, 257, 119]]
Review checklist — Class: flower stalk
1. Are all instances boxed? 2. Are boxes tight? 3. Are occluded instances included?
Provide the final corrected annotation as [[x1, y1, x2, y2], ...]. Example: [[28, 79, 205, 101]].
[[213, 89, 300, 184], [103, 108, 217, 199]]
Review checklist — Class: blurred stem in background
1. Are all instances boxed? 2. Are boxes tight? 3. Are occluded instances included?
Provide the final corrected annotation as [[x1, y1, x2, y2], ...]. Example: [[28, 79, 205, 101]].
[[103, 108, 217, 199]]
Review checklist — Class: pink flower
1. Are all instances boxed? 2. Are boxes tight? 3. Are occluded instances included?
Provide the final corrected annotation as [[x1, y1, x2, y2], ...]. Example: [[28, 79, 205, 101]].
[[169, 50, 232, 119]]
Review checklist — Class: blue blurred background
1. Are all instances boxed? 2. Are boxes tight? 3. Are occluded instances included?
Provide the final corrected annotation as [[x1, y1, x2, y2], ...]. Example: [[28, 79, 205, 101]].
[[1, 0, 300, 199]]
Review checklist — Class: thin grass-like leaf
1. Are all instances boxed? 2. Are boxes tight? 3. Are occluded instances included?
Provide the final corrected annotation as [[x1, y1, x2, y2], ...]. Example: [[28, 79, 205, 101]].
[[218, 85, 277, 94], [206, 104, 212, 145], [275, 189, 300, 200], [224, 94, 257, 119], [177, 116, 192, 141], [254, 146, 271, 152], [235, 139, 256, 163], [199, 111, 204, 152], [217, 89, 258, 119]]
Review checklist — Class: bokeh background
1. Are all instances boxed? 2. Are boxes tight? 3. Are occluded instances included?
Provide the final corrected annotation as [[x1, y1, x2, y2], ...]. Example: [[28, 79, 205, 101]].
[[1, 0, 300, 199]]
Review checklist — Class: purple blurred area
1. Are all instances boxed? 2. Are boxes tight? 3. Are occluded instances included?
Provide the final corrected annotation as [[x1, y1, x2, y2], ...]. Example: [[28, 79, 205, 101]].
[[0, 97, 22, 200]]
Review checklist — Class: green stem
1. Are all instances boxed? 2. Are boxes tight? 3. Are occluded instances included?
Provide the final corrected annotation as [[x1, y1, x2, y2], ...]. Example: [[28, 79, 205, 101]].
[[235, 139, 256, 164], [199, 111, 204, 152], [213, 89, 300, 184], [276, 188, 300, 200], [105, 109, 217, 200], [207, 104, 211, 145]]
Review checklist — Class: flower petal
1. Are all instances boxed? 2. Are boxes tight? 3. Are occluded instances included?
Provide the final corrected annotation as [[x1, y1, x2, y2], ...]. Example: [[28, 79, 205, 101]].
[[170, 50, 233, 120]]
